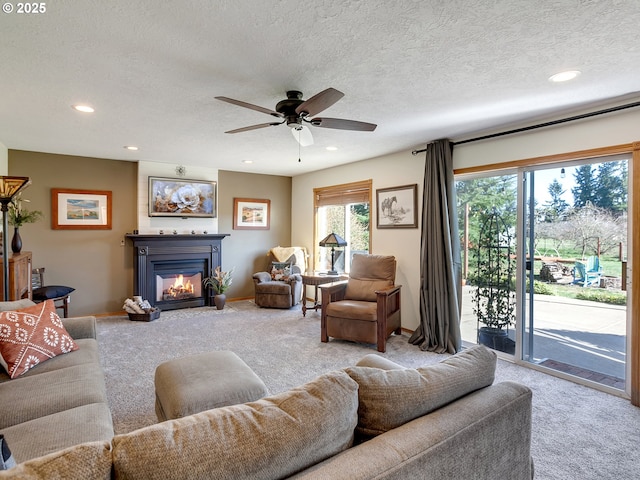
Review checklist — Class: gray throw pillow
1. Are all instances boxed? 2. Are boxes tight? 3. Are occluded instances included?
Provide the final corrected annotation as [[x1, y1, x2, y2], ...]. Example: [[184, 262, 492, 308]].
[[0, 434, 16, 470], [345, 345, 497, 438]]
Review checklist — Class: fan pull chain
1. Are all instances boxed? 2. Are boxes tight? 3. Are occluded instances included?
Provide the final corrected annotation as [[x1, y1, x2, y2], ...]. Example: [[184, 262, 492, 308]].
[[298, 129, 301, 162]]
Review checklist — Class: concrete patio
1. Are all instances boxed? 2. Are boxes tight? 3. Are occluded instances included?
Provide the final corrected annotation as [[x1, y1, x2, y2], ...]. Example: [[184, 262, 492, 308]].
[[460, 285, 626, 386]]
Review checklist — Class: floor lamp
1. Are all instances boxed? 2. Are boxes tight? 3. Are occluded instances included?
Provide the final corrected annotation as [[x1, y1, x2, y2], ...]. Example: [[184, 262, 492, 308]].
[[319, 232, 347, 275], [0, 176, 31, 301]]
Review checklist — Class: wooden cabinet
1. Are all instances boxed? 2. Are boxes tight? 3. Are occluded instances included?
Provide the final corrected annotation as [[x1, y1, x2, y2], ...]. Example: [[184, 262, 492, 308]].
[[0, 251, 33, 301]]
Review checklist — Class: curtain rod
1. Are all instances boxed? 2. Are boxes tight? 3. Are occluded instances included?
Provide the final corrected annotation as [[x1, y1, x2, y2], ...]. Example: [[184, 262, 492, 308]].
[[411, 99, 640, 155]]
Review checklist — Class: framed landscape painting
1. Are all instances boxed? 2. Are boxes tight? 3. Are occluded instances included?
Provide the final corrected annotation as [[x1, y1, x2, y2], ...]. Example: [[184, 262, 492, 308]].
[[376, 184, 418, 228], [148, 177, 217, 218], [233, 198, 270, 230], [52, 188, 112, 230]]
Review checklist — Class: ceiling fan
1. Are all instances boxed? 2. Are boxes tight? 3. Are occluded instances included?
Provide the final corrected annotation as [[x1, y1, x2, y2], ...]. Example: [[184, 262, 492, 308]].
[[215, 88, 376, 146]]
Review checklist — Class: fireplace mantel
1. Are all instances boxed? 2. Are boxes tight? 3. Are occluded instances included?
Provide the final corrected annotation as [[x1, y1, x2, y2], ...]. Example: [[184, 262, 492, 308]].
[[126, 233, 229, 310]]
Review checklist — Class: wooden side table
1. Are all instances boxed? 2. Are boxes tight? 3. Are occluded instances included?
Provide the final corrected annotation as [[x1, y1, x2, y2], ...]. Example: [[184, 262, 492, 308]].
[[0, 251, 33, 301], [301, 272, 347, 317]]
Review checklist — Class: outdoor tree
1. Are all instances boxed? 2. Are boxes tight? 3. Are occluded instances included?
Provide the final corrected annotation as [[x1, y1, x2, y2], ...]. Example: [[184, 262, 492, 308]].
[[456, 175, 517, 243], [542, 178, 569, 222], [571, 161, 627, 214], [563, 203, 627, 258], [594, 161, 627, 215], [349, 203, 369, 251], [456, 175, 517, 281], [571, 164, 595, 208]]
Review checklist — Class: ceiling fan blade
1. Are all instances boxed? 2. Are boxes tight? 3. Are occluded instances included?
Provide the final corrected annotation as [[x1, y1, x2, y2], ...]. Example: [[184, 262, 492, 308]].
[[225, 122, 282, 134], [295, 88, 344, 117], [309, 117, 377, 131], [291, 125, 314, 146], [215, 96, 282, 117]]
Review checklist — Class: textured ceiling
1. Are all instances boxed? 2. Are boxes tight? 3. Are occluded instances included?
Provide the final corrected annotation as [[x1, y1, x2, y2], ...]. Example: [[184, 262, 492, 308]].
[[1, 0, 640, 176]]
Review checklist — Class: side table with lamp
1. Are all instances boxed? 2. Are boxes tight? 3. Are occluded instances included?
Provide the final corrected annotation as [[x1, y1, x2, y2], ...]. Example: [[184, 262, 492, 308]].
[[301, 232, 349, 316]]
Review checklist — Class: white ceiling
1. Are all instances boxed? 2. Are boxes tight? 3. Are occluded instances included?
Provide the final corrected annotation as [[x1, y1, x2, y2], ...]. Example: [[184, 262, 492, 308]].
[[2, 0, 640, 177]]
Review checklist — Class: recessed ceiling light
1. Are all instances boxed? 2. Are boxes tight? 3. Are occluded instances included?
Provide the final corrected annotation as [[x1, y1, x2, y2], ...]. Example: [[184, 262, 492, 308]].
[[73, 105, 95, 113], [326, 146, 338, 151], [124, 146, 138, 151], [242, 160, 253, 164], [549, 70, 581, 83]]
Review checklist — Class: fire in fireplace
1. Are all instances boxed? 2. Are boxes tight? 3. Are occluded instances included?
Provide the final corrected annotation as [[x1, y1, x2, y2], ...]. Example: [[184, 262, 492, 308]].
[[156, 272, 202, 303]]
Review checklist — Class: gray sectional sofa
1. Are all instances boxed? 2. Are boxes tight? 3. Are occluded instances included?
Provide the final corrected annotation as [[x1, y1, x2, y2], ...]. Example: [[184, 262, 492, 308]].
[[0, 300, 114, 464], [0, 301, 533, 479]]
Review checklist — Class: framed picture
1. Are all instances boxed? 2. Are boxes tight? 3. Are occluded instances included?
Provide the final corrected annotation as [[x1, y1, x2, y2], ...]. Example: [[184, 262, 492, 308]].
[[148, 177, 216, 218], [52, 188, 112, 230], [376, 184, 418, 228], [233, 198, 270, 230]]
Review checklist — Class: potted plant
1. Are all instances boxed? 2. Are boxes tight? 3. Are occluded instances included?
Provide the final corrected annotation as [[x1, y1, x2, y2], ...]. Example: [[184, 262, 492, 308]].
[[203, 266, 233, 310], [471, 209, 516, 354], [7, 193, 43, 254]]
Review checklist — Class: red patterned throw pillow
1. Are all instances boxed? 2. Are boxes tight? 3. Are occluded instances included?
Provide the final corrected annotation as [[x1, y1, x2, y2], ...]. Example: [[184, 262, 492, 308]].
[[0, 300, 78, 379]]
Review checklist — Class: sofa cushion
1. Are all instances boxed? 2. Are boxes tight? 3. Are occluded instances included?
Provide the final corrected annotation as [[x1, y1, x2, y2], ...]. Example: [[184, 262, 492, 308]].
[[345, 345, 497, 438], [0, 363, 108, 429], [0, 441, 112, 480], [0, 300, 78, 379], [0, 338, 98, 384], [2, 402, 114, 463], [112, 370, 359, 480], [0, 300, 36, 312]]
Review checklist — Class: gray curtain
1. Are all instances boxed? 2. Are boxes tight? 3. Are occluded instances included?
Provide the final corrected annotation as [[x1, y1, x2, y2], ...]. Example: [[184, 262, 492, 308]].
[[409, 139, 462, 354]]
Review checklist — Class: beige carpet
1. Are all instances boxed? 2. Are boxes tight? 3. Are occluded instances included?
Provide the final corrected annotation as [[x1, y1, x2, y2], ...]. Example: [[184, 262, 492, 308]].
[[97, 300, 640, 480]]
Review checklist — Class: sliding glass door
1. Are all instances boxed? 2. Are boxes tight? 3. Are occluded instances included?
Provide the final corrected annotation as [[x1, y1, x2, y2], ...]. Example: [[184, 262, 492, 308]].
[[457, 155, 629, 392], [457, 173, 518, 354], [521, 159, 628, 390]]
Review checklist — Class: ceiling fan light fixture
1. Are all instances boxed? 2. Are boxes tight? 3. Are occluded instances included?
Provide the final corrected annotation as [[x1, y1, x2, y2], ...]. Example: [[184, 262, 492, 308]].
[[549, 70, 581, 83], [291, 124, 313, 147]]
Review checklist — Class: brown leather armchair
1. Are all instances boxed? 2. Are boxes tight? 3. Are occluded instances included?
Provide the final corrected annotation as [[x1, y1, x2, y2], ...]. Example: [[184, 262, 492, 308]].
[[320, 253, 401, 352], [253, 264, 303, 309]]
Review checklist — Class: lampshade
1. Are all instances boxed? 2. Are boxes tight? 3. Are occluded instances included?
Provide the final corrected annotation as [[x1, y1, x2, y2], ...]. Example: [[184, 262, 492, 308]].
[[0, 176, 31, 201], [319, 232, 347, 247]]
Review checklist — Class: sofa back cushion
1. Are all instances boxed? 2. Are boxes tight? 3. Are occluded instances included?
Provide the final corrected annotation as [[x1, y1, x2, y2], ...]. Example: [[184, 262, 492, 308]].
[[0, 441, 112, 480], [345, 345, 497, 439], [112, 370, 359, 480]]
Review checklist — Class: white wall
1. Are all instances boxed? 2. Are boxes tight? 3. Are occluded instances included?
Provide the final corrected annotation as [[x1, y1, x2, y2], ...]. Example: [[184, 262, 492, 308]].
[[0, 142, 7, 174], [291, 104, 640, 333], [292, 151, 424, 331], [137, 161, 219, 234], [454, 106, 640, 169]]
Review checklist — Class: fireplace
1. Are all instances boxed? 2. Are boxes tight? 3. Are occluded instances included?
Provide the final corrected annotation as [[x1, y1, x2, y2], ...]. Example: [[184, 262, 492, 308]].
[[157, 272, 202, 302], [126, 234, 228, 311]]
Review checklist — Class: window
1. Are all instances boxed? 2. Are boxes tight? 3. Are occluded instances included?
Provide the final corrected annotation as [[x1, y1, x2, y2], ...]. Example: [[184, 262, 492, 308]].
[[314, 180, 372, 273]]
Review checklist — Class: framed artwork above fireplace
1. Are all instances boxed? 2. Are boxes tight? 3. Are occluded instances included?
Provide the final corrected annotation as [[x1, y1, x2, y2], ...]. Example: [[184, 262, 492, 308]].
[[148, 177, 217, 218]]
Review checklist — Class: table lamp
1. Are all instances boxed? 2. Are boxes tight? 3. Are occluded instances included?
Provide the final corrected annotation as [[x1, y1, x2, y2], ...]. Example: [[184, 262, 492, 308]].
[[0, 176, 31, 300], [319, 232, 347, 275]]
